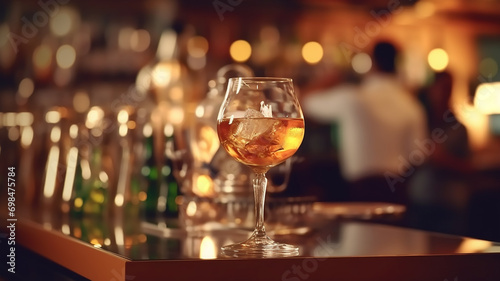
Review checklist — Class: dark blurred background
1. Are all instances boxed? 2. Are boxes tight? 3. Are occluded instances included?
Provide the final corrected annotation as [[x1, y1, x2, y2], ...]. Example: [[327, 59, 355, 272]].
[[1, 0, 500, 242]]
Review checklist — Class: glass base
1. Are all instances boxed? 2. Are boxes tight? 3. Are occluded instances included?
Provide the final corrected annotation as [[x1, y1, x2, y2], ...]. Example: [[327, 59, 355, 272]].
[[221, 230, 299, 258]]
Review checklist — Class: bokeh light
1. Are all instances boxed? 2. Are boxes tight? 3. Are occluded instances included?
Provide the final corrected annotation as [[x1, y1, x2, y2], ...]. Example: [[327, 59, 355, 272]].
[[50, 8, 73, 36], [230, 40, 252, 62], [302, 41, 323, 64], [45, 110, 61, 124], [73, 91, 90, 113], [351, 52, 372, 74], [33, 44, 53, 70], [188, 36, 209, 58], [16, 112, 34, 126], [18, 78, 35, 99], [427, 48, 449, 72], [85, 106, 105, 129], [199, 236, 217, 259], [118, 27, 134, 50], [56, 45, 76, 69], [474, 82, 500, 115], [130, 29, 151, 52]]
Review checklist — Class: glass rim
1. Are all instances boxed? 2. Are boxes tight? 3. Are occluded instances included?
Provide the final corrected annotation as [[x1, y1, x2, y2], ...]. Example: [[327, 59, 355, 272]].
[[228, 77, 293, 83]]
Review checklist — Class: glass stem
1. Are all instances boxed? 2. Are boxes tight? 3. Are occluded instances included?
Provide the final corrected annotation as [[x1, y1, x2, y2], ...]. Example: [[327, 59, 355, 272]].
[[253, 172, 267, 237]]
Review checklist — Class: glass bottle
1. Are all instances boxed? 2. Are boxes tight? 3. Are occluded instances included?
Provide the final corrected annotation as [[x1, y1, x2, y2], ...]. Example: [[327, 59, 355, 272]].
[[141, 122, 161, 217]]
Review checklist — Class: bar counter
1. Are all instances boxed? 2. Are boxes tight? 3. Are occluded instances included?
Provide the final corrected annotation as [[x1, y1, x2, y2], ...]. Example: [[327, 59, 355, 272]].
[[8, 202, 500, 281]]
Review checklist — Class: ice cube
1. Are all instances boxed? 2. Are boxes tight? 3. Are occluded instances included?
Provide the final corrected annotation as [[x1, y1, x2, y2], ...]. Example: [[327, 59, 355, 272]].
[[244, 108, 264, 118], [233, 117, 278, 141]]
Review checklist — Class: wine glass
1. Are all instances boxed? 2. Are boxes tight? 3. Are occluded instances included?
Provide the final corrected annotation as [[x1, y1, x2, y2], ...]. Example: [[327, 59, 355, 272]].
[[217, 77, 305, 257]]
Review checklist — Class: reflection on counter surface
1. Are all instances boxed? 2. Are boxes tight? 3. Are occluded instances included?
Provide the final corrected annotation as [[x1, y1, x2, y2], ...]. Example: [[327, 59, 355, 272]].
[[21, 206, 500, 261]]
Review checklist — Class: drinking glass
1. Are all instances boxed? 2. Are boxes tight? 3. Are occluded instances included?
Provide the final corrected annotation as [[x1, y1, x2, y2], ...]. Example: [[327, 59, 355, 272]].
[[217, 77, 305, 257]]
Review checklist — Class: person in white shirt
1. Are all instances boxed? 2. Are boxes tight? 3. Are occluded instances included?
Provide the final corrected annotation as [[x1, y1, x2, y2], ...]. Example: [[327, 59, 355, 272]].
[[303, 41, 427, 203]]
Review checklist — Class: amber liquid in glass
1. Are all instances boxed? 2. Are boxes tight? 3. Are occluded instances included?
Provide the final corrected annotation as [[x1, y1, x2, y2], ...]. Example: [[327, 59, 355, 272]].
[[218, 117, 304, 170]]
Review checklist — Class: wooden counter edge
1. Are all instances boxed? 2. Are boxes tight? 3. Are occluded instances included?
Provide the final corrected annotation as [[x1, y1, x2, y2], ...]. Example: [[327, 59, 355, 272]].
[[18, 219, 129, 281]]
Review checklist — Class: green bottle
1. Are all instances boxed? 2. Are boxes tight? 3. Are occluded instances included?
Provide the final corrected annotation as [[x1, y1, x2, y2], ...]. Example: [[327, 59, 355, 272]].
[[82, 147, 108, 216], [142, 123, 160, 217]]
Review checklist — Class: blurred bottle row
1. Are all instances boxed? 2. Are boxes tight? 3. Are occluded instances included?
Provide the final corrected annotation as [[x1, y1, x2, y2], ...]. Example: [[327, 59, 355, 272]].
[[0, 17, 298, 220]]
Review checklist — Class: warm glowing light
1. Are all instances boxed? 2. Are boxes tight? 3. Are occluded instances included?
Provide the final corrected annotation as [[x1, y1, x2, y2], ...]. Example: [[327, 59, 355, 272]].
[[50, 8, 73, 36], [187, 36, 209, 58], [115, 226, 124, 246], [136, 66, 152, 93], [152, 61, 181, 88], [196, 125, 219, 163], [143, 123, 153, 137], [195, 174, 214, 197], [119, 124, 128, 137], [70, 124, 78, 139], [138, 191, 147, 201], [73, 91, 90, 113], [167, 106, 184, 125], [114, 194, 124, 207], [302, 41, 323, 64], [81, 159, 91, 180], [118, 27, 134, 50], [186, 201, 197, 217], [230, 40, 252, 62], [90, 238, 102, 248], [33, 44, 52, 70], [415, 1, 436, 18], [99, 171, 108, 183], [351, 52, 372, 74], [18, 78, 35, 99], [479, 58, 498, 78], [43, 146, 60, 198], [90, 189, 105, 204], [46, 110, 61, 124], [62, 147, 79, 201], [8, 127, 19, 141], [16, 112, 33, 126], [73, 227, 82, 238], [457, 238, 492, 253], [4, 112, 16, 127], [50, 126, 61, 143], [428, 48, 449, 72], [195, 105, 204, 118], [130, 29, 151, 52], [56, 45, 76, 69], [20, 126, 34, 148], [86, 106, 104, 128], [138, 234, 147, 243], [61, 224, 70, 235], [199, 236, 217, 259], [74, 198, 83, 208], [117, 110, 129, 124], [474, 82, 500, 115], [170, 86, 183, 102]]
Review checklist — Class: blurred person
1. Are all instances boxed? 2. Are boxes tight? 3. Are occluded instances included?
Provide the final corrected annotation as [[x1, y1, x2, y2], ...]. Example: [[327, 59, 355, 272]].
[[407, 71, 472, 235], [303, 40, 427, 204]]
